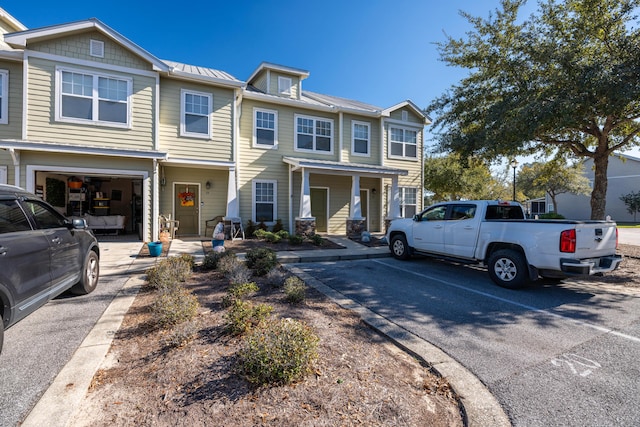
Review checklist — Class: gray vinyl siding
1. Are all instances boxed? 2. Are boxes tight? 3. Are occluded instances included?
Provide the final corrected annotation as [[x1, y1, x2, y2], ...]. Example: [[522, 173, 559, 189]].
[[158, 78, 234, 162], [389, 107, 423, 125], [0, 60, 23, 140], [25, 57, 156, 150], [29, 31, 153, 71], [269, 72, 299, 99], [253, 73, 268, 93]]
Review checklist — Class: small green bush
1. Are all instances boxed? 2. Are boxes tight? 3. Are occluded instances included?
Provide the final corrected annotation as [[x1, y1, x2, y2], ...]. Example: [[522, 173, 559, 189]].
[[221, 281, 260, 308], [276, 230, 289, 239], [245, 247, 278, 276], [216, 253, 241, 274], [175, 253, 195, 268], [162, 319, 199, 348], [309, 234, 324, 246], [238, 318, 319, 385], [224, 299, 273, 336], [288, 234, 304, 245], [283, 276, 306, 303], [272, 219, 284, 233], [146, 256, 193, 291], [151, 286, 200, 328], [225, 263, 253, 285], [264, 268, 287, 287], [202, 250, 235, 271]]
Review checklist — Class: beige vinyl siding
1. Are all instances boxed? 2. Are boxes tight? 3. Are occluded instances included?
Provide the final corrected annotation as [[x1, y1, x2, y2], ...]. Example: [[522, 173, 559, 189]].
[[158, 78, 233, 162], [25, 57, 156, 150], [0, 60, 23, 140], [253, 73, 268, 93], [342, 114, 380, 164], [160, 166, 229, 234], [29, 31, 152, 71], [388, 107, 423, 125]]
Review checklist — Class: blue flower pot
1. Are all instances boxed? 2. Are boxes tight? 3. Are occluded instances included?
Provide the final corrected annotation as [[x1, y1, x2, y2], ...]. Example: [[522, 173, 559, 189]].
[[147, 241, 162, 257]]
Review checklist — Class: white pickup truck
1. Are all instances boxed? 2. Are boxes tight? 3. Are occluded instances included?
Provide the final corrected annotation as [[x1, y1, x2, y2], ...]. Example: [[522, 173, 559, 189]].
[[386, 200, 623, 289]]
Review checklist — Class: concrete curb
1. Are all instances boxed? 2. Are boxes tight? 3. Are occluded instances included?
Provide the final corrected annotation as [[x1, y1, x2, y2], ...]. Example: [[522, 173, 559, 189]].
[[285, 264, 511, 427], [21, 275, 145, 427]]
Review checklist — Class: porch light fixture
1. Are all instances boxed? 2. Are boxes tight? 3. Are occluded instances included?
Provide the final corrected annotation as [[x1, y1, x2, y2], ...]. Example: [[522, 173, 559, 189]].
[[205, 181, 212, 190], [371, 188, 377, 195]]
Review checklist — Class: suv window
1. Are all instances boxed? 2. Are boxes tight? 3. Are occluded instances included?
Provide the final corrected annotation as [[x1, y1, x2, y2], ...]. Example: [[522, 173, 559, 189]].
[[22, 200, 66, 229], [0, 200, 32, 233]]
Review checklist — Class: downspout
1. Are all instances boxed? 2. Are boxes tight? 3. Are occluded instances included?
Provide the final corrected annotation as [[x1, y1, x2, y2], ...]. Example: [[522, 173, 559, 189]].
[[9, 149, 20, 188], [21, 54, 28, 142], [289, 164, 293, 234], [154, 75, 160, 151], [338, 111, 343, 163], [152, 158, 160, 241]]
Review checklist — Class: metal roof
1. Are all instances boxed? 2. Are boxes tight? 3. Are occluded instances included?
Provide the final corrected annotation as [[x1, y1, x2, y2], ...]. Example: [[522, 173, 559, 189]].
[[283, 156, 408, 177]]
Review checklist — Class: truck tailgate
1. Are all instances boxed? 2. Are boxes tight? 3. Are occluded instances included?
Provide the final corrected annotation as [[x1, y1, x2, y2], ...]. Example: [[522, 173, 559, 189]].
[[574, 223, 617, 258]]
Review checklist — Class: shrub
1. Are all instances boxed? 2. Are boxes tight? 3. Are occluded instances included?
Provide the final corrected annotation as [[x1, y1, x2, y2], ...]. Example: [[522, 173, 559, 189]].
[[202, 250, 235, 271], [216, 252, 241, 274], [221, 281, 260, 308], [238, 318, 319, 385], [276, 230, 289, 240], [272, 219, 284, 233], [309, 234, 324, 246], [264, 268, 287, 287], [245, 247, 278, 276], [162, 319, 199, 348], [175, 253, 195, 269], [151, 286, 200, 328], [283, 276, 306, 303], [253, 228, 268, 239], [257, 220, 268, 231], [245, 220, 257, 239], [288, 234, 304, 245], [224, 299, 273, 336], [146, 256, 193, 291], [225, 263, 253, 285]]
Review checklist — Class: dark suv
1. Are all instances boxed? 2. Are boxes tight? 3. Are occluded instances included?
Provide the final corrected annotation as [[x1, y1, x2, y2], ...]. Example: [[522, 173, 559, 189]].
[[0, 184, 100, 354]]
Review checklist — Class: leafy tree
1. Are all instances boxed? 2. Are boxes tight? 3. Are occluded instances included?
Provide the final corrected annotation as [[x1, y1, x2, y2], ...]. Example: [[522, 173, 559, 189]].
[[424, 154, 514, 201], [517, 160, 591, 213], [620, 191, 640, 222], [427, 0, 640, 219]]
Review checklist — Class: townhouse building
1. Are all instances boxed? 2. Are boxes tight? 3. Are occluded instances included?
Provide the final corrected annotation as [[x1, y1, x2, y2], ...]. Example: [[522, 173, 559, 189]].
[[0, 9, 428, 241]]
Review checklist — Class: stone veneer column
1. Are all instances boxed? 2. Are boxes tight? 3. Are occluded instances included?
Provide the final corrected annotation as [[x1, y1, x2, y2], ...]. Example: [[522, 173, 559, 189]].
[[295, 217, 316, 237], [346, 218, 367, 238]]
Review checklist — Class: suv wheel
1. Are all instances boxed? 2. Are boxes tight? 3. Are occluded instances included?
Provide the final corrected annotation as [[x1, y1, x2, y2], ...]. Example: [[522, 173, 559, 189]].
[[71, 251, 100, 295]]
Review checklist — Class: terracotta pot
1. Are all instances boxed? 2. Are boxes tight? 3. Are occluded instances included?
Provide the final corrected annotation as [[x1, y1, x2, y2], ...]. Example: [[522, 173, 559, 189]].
[[159, 231, 170, 242], [68, 181, 83, 189]]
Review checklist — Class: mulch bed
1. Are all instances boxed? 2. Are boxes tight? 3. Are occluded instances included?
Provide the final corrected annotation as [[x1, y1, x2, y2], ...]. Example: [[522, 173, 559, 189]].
[[138, 240, 171, 257], [349, 236, 388, 248], [203, 237, 345, 254]]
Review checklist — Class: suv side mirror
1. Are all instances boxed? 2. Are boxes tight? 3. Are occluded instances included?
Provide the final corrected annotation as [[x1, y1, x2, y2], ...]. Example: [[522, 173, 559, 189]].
[[71, 218, 89, 229]]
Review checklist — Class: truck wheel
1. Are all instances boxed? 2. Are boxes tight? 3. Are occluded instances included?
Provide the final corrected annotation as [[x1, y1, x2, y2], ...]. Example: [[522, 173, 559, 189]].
[[488, 249, 528, 289], [71, 251, 100, 295], [390, 235, 411, 260]]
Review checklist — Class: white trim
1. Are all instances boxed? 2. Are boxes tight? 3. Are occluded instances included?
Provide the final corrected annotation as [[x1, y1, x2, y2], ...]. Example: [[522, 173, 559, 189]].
[[26, 50, 158, 79], [252, 179, 277, 225], [278, 76, 292, 95], [180, 88, 212, 139], [399, 186, 418, 218], [22, 57, 28, 139], [294, 113, 334, 155], [384, 117, 425, 128], [55, 66, 133, 129], [0, 70, 8, 125], [252, 107, 278, 149], [387, 125, 419, 161], [351, 120, 371, 157]]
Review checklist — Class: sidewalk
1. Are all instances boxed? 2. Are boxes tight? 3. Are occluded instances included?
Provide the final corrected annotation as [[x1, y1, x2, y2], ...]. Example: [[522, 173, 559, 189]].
[[23, 235, 507, 427]]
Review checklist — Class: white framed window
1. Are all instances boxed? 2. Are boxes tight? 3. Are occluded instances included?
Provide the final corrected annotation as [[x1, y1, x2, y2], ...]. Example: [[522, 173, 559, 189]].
[[253, 108, 278, 149], [56, 67, 131, 127], [253, 180, 277, 224], [389, 126, 417, 159], [295, 114, 333, 154], [351, 121, 370, 156], [400, 187, 417, 218], [181, 89, 212, 138], [278, 76, 292, 95], [0, 70, 8, 125]]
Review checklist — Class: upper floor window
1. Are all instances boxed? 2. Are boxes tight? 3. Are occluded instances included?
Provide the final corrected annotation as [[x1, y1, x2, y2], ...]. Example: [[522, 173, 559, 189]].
[[389, 126, 417, 159], [352, 121, 370, 156], [0, 70, 7, 125], [181, 89, 212, 138], [295, 114, 333, 154], [253, 108, 278, 149], [278, 76, 292, 95], [56, 68, 131, 127]]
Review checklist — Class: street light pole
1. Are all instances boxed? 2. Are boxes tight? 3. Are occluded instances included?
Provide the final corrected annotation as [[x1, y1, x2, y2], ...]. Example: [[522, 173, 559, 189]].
[[510, 159, 518, 201]]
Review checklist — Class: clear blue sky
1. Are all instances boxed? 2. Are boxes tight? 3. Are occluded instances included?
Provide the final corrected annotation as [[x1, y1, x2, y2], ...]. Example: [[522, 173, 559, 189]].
[[4, 0, 639, 159]]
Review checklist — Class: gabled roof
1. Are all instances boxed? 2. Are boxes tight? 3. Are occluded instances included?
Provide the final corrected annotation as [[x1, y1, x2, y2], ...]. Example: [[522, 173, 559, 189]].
[[4, 18, 169, 72], [247, 62, 309, 85], [163, 60, 243, 88], [0, 7, 27, 32], [304, 91, 382, 115], [383, 100, 431, 124]]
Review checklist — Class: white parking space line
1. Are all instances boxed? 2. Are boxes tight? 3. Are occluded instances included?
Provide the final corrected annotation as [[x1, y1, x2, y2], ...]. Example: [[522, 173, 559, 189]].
[[373, 259, 640, 344]]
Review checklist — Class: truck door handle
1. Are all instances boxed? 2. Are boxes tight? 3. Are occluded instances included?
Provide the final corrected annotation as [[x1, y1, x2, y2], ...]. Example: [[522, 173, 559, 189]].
[[0, 246, 6, 256]]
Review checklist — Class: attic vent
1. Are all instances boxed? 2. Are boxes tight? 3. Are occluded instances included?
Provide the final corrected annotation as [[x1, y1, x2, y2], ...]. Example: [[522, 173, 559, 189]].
[[402, 111, 408, 121], [90, 39, 104, 58]]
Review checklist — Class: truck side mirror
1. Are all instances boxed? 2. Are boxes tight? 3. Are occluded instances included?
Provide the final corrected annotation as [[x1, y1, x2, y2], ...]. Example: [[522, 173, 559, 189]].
[[413, 214, 421, 222]]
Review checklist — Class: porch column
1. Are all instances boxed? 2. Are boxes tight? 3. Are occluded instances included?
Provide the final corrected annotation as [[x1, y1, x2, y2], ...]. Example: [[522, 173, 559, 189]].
[[347, 175, 366, 237], [226, 167, 239, 218], [299, 168, 312, 218]]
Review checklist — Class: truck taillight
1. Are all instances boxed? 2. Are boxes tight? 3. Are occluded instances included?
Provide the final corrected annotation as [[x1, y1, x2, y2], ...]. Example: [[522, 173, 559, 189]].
[[560, 229, 576, 253]]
